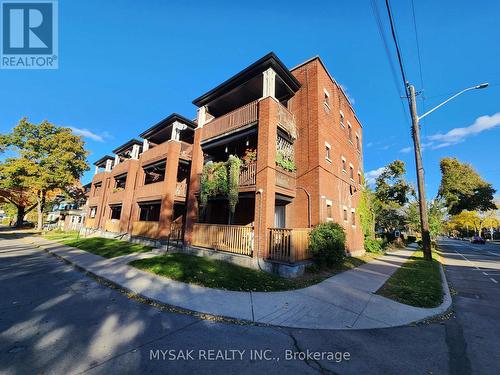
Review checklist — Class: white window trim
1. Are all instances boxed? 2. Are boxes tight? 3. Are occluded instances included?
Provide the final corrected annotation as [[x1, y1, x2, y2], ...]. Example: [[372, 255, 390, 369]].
[[323, 88, 331, 110], [351, 208, 356, 227], [325, 141, 332, 163], [340, 110, 345, 128], [326, 199, 333, 221], [347, 122, 353, 144], [342, 205, 348, 222], [341, 156, 347, 172], [357, 170, 362, 185], [349, 163, 355, 181], [355, 131, 361, 150]]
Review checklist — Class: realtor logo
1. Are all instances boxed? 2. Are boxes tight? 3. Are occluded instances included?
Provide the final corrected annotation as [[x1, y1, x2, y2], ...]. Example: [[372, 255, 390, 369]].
[[1, 0, 58, 69]]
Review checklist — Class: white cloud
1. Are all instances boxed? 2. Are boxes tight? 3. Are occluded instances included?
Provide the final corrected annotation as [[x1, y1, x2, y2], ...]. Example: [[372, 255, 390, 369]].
[[400, 146, 412, 153], [69, 127, 110, 142], [366, 142, 373, 148], [427, 112, 500, 149], [365, 167, 385, 185], [339, 84, 355, 105]]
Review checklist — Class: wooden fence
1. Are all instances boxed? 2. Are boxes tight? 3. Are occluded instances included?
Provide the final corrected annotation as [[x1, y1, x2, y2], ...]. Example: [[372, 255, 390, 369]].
[[192, 223, 253, 256], [268, 228, 311, 263], [131, 221, 159, 238], [239, 162, 256, 186], [104, 219, 121, 233], [202, 100, 258, 141]]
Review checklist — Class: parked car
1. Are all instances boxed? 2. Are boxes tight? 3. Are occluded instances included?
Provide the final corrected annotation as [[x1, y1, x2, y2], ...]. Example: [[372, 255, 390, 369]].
[[471, 236, 486, 244], [21, 221, 35, 228]]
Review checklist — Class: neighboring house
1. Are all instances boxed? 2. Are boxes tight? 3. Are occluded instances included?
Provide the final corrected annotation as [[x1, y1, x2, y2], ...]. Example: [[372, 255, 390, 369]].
[[85, 52, 364, 264], [46, 200, 86, 232]]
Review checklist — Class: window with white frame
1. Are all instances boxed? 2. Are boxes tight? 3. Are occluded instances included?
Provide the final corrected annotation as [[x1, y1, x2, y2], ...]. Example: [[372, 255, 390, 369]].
[[90, 207, 97, 218], [349, 164, 354, 180], [323, 89, 330, 111], [355, 132, 360, 150], [358, 171, 362, 184], [341, 157, 347, 172], [340, 111, 345, 128], [325, 142, 331, 162], [347, 122, 353, 142], [351, 209, 356, 226], [326, 199, 333, 221], [343, 207, 348, 221]]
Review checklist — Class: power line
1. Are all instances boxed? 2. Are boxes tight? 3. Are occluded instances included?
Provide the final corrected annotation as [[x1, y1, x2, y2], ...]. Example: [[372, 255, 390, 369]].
[[384, 0, 409, 96], [370, 0, 411, 126]]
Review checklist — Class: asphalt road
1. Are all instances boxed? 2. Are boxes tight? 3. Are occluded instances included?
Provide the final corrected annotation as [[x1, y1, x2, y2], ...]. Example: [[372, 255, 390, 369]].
[[0, 232, 498, 375]]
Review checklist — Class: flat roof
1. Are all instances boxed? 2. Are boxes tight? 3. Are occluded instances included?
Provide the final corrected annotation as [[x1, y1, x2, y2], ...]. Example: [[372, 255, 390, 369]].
[[192, 52, 301, 108], [93, 155, 114, 167], [112, 139, 142, 155], [139, 113, 196, 139]]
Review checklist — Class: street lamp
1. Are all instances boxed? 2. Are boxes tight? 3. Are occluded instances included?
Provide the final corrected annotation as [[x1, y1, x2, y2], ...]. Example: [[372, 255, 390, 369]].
[[407, 82, 488, 261]]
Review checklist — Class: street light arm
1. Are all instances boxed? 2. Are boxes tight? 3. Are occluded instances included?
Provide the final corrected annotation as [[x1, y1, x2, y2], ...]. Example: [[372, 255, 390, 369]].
[[418, 87, 474, 121]]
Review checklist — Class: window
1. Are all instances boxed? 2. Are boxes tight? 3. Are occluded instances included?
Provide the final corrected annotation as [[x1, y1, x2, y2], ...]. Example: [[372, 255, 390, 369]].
[[343, 208, 348, 221], [93, 182, 102, 197], [143, 161, 166, 185], [341, 157, 347, 172], [110, 205, 122, 220], [358, 171, 362, 184], [139, 202, 161, 221], [348, 122, 353, 142], [323, 89, 330, 111], [355, 133, 360, 150], [89, 207, 97, 218], [351, 210, 356, 226], [325, 142, 331, 162], [349, 164, 354, 180], [326, 200, 333, 221], [114, 174, 127, 189], [340, 111, 345, 128]]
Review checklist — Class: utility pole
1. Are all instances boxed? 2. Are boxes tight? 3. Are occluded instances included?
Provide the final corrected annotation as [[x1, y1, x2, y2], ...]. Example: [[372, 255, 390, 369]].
[[407, 84, 432, 261]]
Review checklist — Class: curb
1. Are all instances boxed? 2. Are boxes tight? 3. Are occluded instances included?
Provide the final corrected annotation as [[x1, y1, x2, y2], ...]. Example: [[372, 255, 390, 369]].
[[27, 237, 454, 331]]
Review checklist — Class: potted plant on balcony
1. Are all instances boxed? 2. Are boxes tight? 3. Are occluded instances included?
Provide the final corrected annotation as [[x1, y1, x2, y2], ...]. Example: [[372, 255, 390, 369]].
[[242, 148, 256, 167]]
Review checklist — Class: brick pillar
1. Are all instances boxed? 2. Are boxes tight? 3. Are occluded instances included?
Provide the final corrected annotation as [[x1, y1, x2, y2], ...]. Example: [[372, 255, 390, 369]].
[[158, 141, 181, 238], [185, 128, 204, 245], [119, 160, 139, 233], [254, 97, 278, 259]]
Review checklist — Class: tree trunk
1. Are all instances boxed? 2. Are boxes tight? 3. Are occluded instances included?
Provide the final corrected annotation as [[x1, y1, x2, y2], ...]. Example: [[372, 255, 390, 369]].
[[36, 190, 46, 231], [15, 205, 25, 227]]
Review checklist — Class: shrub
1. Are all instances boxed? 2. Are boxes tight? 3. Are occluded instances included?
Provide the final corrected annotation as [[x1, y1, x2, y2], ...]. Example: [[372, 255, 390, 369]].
[[364, 237, 383, 253], [309, 222, 346, 267]]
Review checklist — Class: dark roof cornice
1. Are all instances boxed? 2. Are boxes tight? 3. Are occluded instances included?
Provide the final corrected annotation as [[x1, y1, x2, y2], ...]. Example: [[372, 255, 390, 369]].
[[139, 113, 196, 139], [112, 139, 142, 155], [93, 155, 114, 167], [192, 52, 301, 107]]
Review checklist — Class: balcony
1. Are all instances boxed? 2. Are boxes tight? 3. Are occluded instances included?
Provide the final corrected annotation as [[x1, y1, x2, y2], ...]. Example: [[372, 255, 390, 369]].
[[131, 221, 159, 238], [276, 102, 297, 140], [192, 223, 253, 256], [275, 168, 296, 192], [175, 181, 187, 198], [202, 100, 258, 142], [104, 219, 121, 233], [108, 188, 125, 204], [135, 181, 164, 201], [140, 142, 168, 165], [268, 228, 311, 263]]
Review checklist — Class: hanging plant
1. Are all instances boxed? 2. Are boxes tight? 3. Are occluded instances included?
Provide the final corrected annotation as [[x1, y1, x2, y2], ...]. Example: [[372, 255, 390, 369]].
[[200, 161, 228, 208], [227, 155, 242, 213], [242, 148, 257, 166], [276, 150, 296, 172]]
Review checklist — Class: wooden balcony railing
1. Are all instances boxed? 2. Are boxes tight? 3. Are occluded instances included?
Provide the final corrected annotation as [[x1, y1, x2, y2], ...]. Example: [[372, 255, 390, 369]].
[[135, 181, 164, 200], [131, 221, 159, 238], [239, 162, 256, 186], [268, 228, 311, 263], [104, 219, 121, 233], [175, 181, 187, 197], [277, 103, 297, 140], [202, 100, 258, 141], [192, 223, 253, 256], [170, 222, 183, 240], [140, 142, 168, 165]]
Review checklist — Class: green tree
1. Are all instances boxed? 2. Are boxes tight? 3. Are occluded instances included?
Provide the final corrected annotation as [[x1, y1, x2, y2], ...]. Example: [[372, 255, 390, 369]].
[[374, 160, 413, 233], [0, 118, 89, 229], [358, 180, 375, 239], [438, 157, 496, 215]]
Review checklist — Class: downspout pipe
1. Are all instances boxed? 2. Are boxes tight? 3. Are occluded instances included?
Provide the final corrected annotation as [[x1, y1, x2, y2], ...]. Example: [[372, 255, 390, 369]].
[[255, 189, 264, 270], [296, 186, 311, 228]]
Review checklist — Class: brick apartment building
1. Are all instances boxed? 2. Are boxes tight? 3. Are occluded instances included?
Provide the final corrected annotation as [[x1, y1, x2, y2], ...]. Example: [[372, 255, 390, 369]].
[[85, 52, 364, 266]]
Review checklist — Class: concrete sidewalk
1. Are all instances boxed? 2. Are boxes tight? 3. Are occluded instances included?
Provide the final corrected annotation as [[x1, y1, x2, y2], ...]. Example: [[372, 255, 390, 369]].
[[25, 236, 451, 330]]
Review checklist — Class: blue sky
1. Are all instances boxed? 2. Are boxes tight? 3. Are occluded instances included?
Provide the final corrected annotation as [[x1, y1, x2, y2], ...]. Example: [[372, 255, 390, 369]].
[[1, 0, 499, 198]]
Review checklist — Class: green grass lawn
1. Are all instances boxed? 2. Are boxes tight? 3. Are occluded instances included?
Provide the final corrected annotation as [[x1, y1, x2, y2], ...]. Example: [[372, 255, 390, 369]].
[[43, 232, 152, 258], [129, 252, 383, 292], [376, 250, 443, 308]]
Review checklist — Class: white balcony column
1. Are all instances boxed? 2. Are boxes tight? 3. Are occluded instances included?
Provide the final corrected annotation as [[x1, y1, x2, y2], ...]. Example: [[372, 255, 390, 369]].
[[94, 165, 99, 175], [171, 121, 187, 141], [262, 67, 276, 99], [114, 154, 120, 166], [105, 159, 113, 172], [131, 144, 141, 159], [143, 139, 149, 152], [197, 106, 208, 128]]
